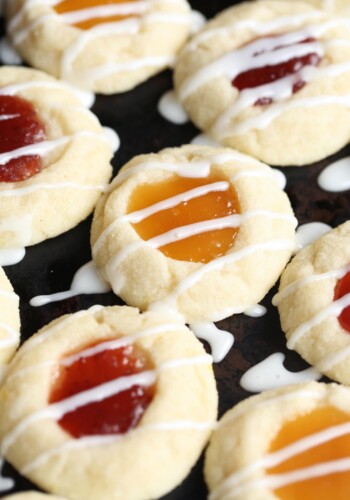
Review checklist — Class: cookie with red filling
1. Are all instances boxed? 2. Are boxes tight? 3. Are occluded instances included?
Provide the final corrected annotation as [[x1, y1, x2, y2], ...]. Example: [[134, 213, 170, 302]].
[[0, 305, 217, 500], [174, 0, 350, 165], [0, 66, 113, 248], [273, 220, 350, 385]]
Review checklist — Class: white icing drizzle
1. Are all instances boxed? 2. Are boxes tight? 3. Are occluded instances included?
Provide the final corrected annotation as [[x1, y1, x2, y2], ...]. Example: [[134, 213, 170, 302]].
[[210, 419, 350, 499], [295, 222, 332, 251], [189, 322, 233, 362], [179, 32, 324, 101], [318, 156, 350, 192], [190, 133, 221, 148], [240, 352, 321, 393], [1, 354, 212, 456], [271, 169, 287, 190], [102, 126, 120, 153], [30, 260, 111, 307], [0, 114, 20, 121], [177, 15, 350, 139], [9, 0, 190, 88], [0, 215, 32, 266], [0, 37, 22, 65], [0, 323, 19, 348], [157, 90, 189, 125], [147, 240, 295, 323], [273, 262, 350, 306], [287, 292, 350, 349], [0, 80, 94, 108], [244, 304, 267, 318], [0, 458, 14, 493], [5, 322, 190, 383], [0, 130, 108, 166]]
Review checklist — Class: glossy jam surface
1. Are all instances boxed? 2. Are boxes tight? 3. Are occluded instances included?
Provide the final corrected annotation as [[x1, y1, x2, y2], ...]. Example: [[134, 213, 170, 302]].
[[50, 340, 155, 438], [127, 173, 240, 263], [268, 406, 350, 499], [55, 0, 139, 30], [0, 95, 46, 182], [233, 36, 321, 105], [334, 270, 350, 333]]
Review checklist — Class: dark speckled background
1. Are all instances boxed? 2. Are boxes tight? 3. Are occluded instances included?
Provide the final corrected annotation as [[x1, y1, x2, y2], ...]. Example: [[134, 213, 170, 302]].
[[1, 0, 350, 498]]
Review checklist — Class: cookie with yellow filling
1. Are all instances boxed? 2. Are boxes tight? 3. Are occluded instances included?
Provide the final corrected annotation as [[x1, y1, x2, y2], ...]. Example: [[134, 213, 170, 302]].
[[205, 381, 350, 500], [0, 305, 217, 500], [5, 0, 191, 94], [91, 144, 296, 323], [174, 0, 350, 165]]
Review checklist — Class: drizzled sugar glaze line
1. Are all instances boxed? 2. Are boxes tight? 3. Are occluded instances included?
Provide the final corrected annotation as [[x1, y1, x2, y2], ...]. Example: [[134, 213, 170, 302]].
[[5, 322, 191, 382], [0, 79, 94, 108], [210, 421, 350, 499], [0, 354, 213, 455], [0, 131, 109, 167], [102, 211, 296, 269], [272, 263, 350, 306], [22, 419, 216, 475], [183, 12, 325, 54], [287, 292, 350, 349]]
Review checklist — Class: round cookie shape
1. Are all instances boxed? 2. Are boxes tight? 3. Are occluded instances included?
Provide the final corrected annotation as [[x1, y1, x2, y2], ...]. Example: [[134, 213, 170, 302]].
[[0, 305, 217, 500], [0, 266, 20, 366], [3, 493, 66, 500], [205, 381, 350, 500], [5, 0, 192, 94], [0, 65, 113, 248], [174, 0, 350, 166], [273, 220, 350, 385], [91, 144, 296, 323]]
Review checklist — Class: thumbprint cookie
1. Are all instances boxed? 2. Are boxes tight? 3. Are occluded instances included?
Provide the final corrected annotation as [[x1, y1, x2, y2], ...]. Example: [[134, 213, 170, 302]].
[[4, 0, 192, 94], [0, 65, 113, 248], [174, 0, 350, 166], [91, 144, 297, 323], [273, 220, 350, 386], [205, 381, 350, 499], [0, 266, 20, 366], [0, 305, 217, 500]]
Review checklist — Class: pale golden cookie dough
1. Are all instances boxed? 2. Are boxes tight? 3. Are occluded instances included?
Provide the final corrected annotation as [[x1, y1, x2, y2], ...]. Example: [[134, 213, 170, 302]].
[[0, 66, 113, 247], [3, 493, 66, 500], [273, 220, 350, 385], [174, 0, 350, 166], [0, 266, 20, 366], [91, 144, 296, 323], [0, 305, 218, 500], [5, 0, 191, 94], [205, 381, 350, 500], [273, 0, 350, 14]]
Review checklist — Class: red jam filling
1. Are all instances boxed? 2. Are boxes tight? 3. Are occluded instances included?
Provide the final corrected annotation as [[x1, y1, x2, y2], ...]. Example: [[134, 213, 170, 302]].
[[334, 270, 350, 333], [232, 36, 321, 105], [0, 95, 46, 182], [49, 340, 155, 438]]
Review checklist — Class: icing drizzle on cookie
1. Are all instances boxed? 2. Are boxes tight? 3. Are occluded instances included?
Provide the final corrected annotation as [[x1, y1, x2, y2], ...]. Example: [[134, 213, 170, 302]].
[[178, 13, 350, 140], [318, 156, 350, 192], [273, 262, 350, 373], [240, 352, 321, 393], [8, 0, 191, 88]]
